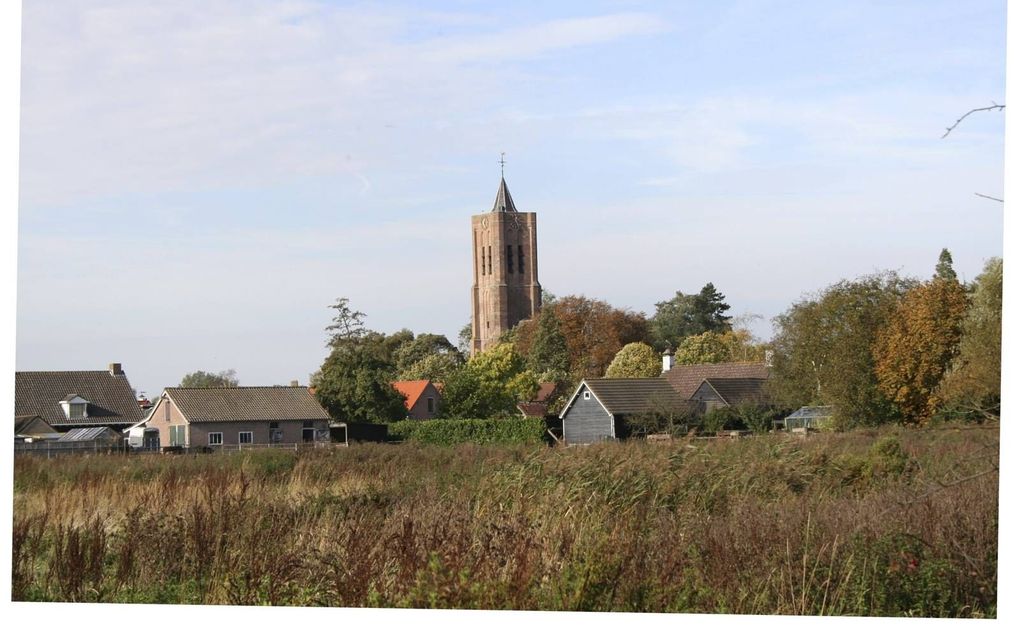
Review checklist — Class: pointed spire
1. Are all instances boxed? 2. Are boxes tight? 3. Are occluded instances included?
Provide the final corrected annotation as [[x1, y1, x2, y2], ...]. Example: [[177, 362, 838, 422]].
[[492, 177, 517, 213]]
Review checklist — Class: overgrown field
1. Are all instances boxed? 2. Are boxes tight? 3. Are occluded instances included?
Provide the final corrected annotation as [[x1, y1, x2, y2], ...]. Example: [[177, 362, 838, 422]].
[[12, 425, 998, 616]]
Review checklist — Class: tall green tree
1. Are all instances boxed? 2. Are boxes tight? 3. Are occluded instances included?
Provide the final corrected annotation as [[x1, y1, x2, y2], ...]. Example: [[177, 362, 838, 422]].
[[935, 247, 958, 280], [312, 339, 408, 424], [179, 369, 239, 388], [673, 329, 767, 365], [650, 283, 732, 350], [457, 322, 473, 357], [325, 297, 368, 347], [605, 343, 661, 378], [313, 298, 407, 424], [527, 306, 570, 379], [393, 333, 463, 380], [938, 257, 1002, 420], [441, 343, 538, 418], [768, 272, 915, 428]]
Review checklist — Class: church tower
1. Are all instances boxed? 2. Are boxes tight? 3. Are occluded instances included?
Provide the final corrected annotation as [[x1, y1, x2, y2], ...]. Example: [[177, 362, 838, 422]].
[[470, 173, 542, 355]]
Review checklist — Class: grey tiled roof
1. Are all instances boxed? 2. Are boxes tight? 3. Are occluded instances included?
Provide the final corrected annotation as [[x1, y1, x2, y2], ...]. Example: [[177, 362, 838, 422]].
[[583, 377, 692, 415], [662, 362, 770, 398], [15, 370, 146, 426], [14, 414, 56, 436], [701, 377, 769, 406], [491, 177, 518, 213], [165, 386, 331, 423]]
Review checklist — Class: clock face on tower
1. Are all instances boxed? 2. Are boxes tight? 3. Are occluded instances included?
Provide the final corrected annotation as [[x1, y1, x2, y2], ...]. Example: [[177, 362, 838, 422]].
[[508, 214, 522, 231]]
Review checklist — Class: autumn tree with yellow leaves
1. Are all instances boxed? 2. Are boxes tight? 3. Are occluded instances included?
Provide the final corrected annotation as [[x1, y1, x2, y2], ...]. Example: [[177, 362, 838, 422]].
[[872, 250, 969, 425]]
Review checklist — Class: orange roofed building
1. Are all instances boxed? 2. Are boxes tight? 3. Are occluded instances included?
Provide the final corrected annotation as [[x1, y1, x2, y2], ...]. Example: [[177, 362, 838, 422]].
[[392, 380, 441, 420]]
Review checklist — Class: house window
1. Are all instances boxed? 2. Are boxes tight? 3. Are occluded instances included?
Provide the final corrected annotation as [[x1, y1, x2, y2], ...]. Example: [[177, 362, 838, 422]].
[[427, 397, 435, 414], [302, 427, 315, 442], [583, 391, 591, 400], [507, 245, 513, 273], [69, 403, 86, 419], [269, 422, 282, 443], [169, 425, 186, 446], [208, 432, 223, 446], [239, 431, 253, 445]]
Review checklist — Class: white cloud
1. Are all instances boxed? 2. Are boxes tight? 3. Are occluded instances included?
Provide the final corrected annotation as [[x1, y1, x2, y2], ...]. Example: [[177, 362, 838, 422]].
[[19, 2, 666, 207]]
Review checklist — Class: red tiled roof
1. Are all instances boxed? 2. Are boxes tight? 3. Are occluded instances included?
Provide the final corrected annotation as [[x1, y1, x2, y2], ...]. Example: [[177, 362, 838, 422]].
[[517, 402, 548, 418], [392, 380, 432, 410], [535, 382, 556, 402]]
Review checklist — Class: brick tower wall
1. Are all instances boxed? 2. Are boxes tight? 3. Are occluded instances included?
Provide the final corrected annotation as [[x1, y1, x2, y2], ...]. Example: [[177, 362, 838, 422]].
[[471, 210, 541, 355]]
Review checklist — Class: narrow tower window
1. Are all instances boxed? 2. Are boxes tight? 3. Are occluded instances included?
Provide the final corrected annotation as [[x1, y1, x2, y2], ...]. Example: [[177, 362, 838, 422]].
[[507, 245, 513, 273], [518, 245, 524, 275], [487, 246, 492, 274]]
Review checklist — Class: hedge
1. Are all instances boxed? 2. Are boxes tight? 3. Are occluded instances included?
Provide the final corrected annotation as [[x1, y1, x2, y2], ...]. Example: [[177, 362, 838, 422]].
[[388, 417, 547, 445]]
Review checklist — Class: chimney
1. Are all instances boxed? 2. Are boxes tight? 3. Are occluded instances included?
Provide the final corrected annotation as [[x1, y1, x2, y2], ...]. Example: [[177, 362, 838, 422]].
[[109, 362, 123, 376], [662, 348, 674, 373], [290, 380, 300, 387]]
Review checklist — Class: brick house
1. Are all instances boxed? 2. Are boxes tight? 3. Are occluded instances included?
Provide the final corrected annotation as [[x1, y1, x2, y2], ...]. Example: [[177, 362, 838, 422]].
[[392, 380, 441, 420], [661, 360, 771, 400], [691, 377, 769, 412], [138, 386, 331, 448]]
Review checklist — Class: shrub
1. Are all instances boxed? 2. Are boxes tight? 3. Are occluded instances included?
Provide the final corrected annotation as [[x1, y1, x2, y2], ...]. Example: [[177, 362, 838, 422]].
[[700, 407, 746, 433], [388, 417, 547, 445]]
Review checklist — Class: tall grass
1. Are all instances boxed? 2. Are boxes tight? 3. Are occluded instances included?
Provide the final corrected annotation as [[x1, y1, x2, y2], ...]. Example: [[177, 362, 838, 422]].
[[12, 425, 998, 615]]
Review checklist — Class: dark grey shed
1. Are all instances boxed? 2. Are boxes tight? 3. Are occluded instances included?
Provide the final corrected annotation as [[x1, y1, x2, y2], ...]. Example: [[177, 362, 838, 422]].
[[559, 377, 692, 445]]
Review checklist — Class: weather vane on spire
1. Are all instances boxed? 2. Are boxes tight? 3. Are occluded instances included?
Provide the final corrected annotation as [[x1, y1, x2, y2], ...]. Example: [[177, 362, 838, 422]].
[[499, 152, 506, 178]]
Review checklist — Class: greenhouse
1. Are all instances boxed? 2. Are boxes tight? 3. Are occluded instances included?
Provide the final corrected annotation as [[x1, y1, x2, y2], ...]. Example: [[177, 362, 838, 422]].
[[783, 406, 834, 431]]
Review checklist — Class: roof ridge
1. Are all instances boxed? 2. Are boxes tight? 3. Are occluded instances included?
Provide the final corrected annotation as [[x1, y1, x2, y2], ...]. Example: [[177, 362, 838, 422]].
[[17, 370, 122, 374], [169, 385, 310, 389]]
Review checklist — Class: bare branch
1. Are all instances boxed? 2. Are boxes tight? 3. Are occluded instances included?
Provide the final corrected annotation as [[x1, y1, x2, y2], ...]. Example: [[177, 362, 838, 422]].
[[942, 102, 1005, 138], [974, 192, 1004, 203]]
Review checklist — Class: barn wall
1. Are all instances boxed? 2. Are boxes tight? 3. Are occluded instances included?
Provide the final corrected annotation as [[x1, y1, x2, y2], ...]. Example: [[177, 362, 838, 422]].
[[562, 383, 614, 445]]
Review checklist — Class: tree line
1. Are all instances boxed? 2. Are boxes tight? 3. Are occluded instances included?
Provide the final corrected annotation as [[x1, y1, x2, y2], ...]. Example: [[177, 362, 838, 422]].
[[309, 282, 769, 423], [770, 250, 1001, 429], [198, 248, 999, 430]]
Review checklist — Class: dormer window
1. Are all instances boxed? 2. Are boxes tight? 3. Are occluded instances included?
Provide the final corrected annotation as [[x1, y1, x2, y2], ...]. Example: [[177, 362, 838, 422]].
[[60, 394, 89, 419]]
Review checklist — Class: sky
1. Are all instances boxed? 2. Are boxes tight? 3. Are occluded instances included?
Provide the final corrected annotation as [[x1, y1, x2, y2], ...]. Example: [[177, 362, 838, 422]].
[[12, 0, 1008, 399]]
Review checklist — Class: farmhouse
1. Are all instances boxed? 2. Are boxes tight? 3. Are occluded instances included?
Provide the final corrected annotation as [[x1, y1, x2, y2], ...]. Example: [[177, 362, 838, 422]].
[[14, 363, 146, 432], [392, 380, 441, 420], [691, 377, 769, 412], [661, 360, 770, 400], [138, 386, 331, 449], [559, 377, 693, 445]]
